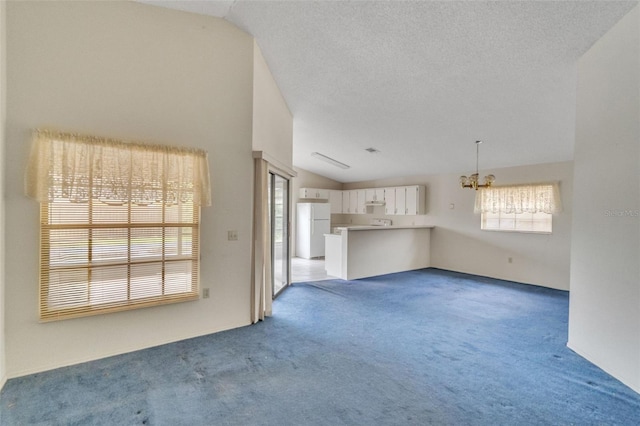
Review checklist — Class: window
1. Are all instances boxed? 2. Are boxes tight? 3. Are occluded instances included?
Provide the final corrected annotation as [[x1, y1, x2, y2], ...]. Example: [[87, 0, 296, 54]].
[[481, 211, 552, 233], [26, 130, 211, 321], [475, 183, 560, 234]]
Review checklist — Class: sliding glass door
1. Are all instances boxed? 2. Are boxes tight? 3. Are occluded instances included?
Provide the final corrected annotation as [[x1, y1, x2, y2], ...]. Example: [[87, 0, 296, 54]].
[[269, 172, 290, 298]]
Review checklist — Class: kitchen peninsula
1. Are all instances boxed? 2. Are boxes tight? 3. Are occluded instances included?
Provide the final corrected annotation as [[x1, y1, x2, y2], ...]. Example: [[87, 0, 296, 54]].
[[324, 225, 433, 280]]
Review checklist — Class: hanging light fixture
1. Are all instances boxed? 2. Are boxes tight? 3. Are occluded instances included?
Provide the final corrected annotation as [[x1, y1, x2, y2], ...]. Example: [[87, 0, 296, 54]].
[[459, 140, 495, 190]]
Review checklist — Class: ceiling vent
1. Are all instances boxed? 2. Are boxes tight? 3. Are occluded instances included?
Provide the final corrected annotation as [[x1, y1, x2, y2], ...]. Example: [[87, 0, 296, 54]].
[[365, 147, 381, 154]]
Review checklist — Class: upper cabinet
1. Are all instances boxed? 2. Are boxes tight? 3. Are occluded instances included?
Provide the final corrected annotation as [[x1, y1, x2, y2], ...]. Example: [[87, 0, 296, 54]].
[[340, 190, 366, 214], [329, 190, 342, 214], [349, 189, 358, 214], [339, 190, 366, 214], [384, 185, 425, 215], [384, 188, 396, 215], [355, 189, 366, 214], [303, 185, 426, 215], [299, 188, 329, 200], [395, 187, 407, 215], [404, 185, 426, 215], [365, 188, 385, 203], [341, 191, 351, 213], [384, 187, 407, 215]]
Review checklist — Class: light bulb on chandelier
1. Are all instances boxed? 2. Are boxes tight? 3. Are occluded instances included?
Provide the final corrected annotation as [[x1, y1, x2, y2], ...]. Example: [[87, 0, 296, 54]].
[[459, 140, 495, 190]]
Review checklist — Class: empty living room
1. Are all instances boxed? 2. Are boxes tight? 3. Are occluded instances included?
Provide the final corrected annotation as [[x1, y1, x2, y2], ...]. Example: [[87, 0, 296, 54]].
[[1, 1, 640, 424]]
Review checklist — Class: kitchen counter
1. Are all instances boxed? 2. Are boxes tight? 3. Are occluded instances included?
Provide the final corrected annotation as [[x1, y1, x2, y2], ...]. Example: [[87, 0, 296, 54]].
[[324, 225, 433, 280], [334, 225, 434, 232]]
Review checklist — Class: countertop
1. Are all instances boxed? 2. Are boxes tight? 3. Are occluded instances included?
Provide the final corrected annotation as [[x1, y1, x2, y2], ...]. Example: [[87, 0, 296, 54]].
[[332, 225, 434, 232]]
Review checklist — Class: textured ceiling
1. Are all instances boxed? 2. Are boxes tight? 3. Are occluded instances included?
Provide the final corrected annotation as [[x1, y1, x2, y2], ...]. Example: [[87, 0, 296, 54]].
[[139, 1, 638, 182]]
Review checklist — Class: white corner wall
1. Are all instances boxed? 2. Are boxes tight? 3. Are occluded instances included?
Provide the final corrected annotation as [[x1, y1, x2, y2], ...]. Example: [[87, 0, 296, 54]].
[[568, 6, 640, 392], [252, 40, 293, 169], [5, 1, 256, 377], [343, 161, 574, 291], [0, 0, 7, 391]]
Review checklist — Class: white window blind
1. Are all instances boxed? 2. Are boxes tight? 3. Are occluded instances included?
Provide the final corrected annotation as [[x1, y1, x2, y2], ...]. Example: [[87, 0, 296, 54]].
[[26, 130, 211, 321], [481, 211, 552, 233]]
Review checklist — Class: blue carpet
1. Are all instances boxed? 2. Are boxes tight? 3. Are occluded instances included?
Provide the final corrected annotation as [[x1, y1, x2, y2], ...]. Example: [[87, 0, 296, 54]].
[[1, 268, 640, 425]]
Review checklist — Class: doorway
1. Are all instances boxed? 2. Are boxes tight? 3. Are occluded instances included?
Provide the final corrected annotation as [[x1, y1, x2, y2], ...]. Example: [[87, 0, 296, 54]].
[[269, 172, 290, 298]]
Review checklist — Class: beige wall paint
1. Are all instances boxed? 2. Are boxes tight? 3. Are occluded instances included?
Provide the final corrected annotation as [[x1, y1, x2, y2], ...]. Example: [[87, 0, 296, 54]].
[[252, 40, 293, 170], [569, 6, 640, 392], [0, 0, 7, 390], [5, 2, 255, 377], [343, 161, 573, 291], [292, 167, 344, 204]]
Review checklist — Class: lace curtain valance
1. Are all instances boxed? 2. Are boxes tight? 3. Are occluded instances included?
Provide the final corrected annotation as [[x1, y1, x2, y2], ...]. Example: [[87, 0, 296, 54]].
[[474, 182, 561, 215], [25, 130, 211, 207]]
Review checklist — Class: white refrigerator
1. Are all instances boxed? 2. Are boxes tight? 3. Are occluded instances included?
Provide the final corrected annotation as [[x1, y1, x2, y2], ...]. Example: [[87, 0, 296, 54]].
[[296, 203, 330, 259]]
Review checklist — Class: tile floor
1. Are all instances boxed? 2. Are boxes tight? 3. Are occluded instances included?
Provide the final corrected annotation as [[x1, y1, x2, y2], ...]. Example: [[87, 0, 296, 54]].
[[291, 257, 335, 283]]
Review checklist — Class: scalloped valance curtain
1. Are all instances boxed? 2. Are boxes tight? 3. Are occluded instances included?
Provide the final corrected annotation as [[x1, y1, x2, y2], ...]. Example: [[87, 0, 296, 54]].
[[474, 183, 561, 215], [25, 130, 211, 207]]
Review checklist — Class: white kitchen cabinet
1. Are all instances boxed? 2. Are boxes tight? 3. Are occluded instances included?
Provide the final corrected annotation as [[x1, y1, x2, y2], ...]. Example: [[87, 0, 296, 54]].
[[385, 188, 396, 215], [356, 189, 366, 214], [329, 190, 343, 214], [384, 187, 405, 215], [365, 188, 385, 203], [299, 188, 329, 200], [342, 191, 351, 213], [347, 190, 366, 214], [349, 190, 358, 214], [333, 185, 425, 216], [395, 187, 407, 216], [383, 186, 425, 215], [342, 189, 367, 214], [404, 185, 426, 215]]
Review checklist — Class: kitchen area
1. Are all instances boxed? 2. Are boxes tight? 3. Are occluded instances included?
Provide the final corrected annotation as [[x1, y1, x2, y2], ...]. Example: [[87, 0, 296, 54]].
[[293, 183, 432, 282]]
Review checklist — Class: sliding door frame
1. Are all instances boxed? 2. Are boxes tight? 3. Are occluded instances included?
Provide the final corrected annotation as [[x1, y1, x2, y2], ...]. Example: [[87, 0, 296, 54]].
[[269, 170, 291, 299], [251, 151, 296, 323]]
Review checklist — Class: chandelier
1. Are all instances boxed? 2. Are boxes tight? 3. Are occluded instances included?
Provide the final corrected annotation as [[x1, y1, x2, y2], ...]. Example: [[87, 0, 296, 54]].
[[460, 140, 495, 190]]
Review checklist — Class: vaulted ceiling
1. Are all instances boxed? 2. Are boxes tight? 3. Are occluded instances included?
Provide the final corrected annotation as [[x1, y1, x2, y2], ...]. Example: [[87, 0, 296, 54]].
[[140, 1, 638, 182]]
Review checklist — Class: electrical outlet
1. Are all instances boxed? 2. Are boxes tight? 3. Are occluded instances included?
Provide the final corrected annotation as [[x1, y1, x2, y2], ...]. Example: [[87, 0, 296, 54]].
[[202, 288, 210, 299], [227, 230, 238, 241], [508, 257, 513, 264]]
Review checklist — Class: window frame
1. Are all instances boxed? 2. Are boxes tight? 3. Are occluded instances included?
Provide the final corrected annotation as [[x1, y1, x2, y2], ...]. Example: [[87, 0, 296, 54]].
[[480, 210, 553, 234], [475, 182, 560, 235], [27, 130, 210, 322], [39, 185, 201, 322]]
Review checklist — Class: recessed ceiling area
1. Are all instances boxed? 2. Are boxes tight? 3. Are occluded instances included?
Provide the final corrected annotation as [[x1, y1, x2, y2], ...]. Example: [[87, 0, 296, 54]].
[[139, 1, 638, 182]]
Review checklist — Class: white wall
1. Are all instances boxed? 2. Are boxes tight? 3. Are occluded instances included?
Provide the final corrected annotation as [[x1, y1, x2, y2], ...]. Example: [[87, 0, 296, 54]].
[[343, 161, 573, 291], [252, 40, 293, 169], [0, 0, 7, 391], [5, 2, 256, 377], [293, 167, 344, 196], [568, 6, 640, 392]]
